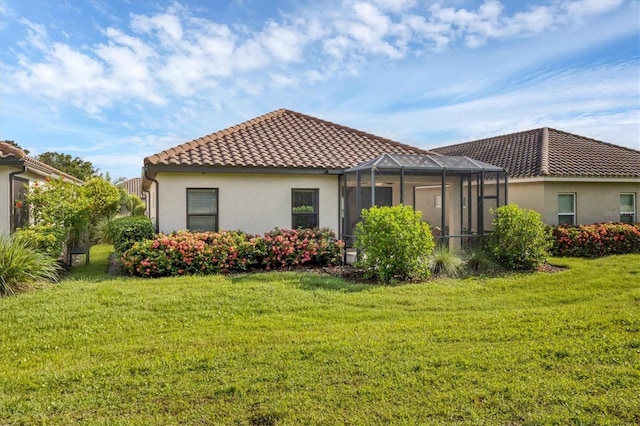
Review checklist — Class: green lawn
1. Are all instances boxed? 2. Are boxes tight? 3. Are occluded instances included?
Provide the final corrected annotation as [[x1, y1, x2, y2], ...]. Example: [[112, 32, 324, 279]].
[[1, 246, 639, 425]]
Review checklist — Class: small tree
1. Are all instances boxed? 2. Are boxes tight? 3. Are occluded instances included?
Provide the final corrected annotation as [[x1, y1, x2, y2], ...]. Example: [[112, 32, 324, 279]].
[[488, 204, 552, 270], [26, 178, 91, 245], [83, 177, 122, 223], [354, 204, 434, 282]]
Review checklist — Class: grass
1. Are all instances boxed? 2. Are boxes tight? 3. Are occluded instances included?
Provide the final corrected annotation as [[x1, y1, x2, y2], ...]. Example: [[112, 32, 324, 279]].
[[1, 248, 639, 425]]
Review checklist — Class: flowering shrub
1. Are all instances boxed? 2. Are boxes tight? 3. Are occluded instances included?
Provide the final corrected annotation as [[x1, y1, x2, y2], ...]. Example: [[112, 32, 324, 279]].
[[551, 223, 640, 257], [120, 228, 343, 278], [261, 228, 344, 270]]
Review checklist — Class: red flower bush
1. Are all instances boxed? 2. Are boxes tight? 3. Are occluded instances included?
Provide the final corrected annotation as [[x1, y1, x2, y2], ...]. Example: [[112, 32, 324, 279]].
[[121, 228, 343, 278], [261, 228, 344, 270], [551, 223, 640, 257]]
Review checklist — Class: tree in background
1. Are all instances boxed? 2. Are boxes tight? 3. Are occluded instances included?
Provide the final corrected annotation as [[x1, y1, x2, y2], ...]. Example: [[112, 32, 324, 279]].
[[36, 151, 98, 181], [83, 177, 122, 223]]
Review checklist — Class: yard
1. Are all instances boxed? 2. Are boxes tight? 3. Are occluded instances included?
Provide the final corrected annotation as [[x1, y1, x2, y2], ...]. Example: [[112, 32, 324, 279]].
[[1, 245, 638, 425]]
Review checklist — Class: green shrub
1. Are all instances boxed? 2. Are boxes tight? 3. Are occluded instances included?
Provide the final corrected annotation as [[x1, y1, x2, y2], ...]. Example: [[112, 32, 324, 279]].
[[551, 223, 640, 257], [0, 234, 61, 297], [428, 245, 465, 277], [488, 204, 552, 270], [354, 205, 434, 282], [110, 216, 155, 255], [14, 225, 67, 259]]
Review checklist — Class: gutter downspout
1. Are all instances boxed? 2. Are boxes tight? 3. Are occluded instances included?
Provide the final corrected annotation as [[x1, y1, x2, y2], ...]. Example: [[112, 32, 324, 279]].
[[143, 167, 160, 233], [8, 165, 27, 233]]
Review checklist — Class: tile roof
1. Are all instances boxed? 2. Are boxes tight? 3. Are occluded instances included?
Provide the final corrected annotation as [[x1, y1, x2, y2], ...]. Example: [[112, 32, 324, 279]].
[[0, 141, 26, 160], [144, 109, 432, 172], [432, 128, 640, 178], [0, 141, 84, 184]]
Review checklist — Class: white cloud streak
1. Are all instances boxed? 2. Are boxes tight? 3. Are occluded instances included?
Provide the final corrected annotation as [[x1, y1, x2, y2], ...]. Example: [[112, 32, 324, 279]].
[[3, 0, 630, 115]]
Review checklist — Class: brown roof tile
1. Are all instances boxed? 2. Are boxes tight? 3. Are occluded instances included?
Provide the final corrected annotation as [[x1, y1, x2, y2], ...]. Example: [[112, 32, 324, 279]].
[[432, 128, 640, 178], [0, 141, 84, 184], [0, 141, 27, 160], [144, 109, 432, 171]]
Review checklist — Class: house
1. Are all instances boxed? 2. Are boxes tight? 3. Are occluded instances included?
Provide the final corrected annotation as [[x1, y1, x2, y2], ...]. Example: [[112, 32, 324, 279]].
[[432, 128, 640, 225], [141, 109, 507, 244], [0, 141, 84, 235]]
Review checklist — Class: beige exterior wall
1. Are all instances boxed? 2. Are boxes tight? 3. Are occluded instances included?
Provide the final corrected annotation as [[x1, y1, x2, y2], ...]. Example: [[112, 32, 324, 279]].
[[542, 181, 639, 225], [0, 166, 58, 234], [507, 179, 640, 225], [505, 181, 546, 220], [0, 166, 10, 235], [155, 172, 340, 235]]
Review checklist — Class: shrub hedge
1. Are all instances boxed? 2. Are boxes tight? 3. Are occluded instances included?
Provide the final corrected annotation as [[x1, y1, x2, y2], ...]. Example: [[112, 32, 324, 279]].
[[14, 225, 67, 259], [551, 223, 640, 257], [110, 216, 155, 255], [121, 228, 343, 278]]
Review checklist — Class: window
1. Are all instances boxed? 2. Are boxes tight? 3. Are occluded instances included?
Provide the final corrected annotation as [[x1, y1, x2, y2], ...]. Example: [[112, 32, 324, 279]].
[[292, 189, 319, 229], [11, 177, 29, 232], [620, 193, 636, 223], [558, 193, 576, 225], [187, 188, 218, 231]]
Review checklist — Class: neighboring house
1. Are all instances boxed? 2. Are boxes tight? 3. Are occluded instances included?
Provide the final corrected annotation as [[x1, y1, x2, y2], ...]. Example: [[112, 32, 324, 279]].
[[142, 109, 506, 243], [433, 128, 640, 225], [0, 141, 84, 235]]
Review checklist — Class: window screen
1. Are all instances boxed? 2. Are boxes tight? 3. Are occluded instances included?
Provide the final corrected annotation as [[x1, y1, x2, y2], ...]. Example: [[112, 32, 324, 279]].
[[292, 189, 319, 229], [187, 188, 218, 231]]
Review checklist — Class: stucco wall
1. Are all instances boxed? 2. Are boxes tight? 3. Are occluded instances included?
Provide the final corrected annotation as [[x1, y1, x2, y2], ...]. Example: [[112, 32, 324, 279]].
[[507, 179, 639, 225], [0, 167, 54, 234], [0, 166, 10, 235], [156, 172, 340, 235], [505, 181, 546, 219], [542, 181, 639, 225]]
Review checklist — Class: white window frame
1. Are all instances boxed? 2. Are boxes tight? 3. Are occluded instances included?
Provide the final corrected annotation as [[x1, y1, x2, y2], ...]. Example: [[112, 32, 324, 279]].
[[558, 193, 576, 225], [620, 193, 637, 223]]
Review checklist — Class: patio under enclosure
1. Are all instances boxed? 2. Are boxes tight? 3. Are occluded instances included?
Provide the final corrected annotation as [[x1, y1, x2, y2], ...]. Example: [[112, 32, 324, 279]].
[[340, 154, 508, 250]]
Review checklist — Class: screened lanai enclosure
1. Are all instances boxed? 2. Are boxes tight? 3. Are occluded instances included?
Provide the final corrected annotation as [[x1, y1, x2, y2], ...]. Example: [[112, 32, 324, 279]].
[[340, 154, 508, 249]]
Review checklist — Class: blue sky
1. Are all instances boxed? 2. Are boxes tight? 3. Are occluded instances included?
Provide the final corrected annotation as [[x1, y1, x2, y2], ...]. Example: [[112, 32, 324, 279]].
[[1, 0, 638, 179]]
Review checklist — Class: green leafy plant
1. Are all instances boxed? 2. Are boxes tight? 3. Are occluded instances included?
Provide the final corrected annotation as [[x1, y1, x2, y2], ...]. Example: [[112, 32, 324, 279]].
[[110, 216, 155, 255], [0, 234, 61, 297], [13, 225, 67, 259], [83, 177, 122, 223], [488, 204, 552, 270], [428, 244, 465, 277], [26, 177, 91, 246], [354, 204, 434, 282]]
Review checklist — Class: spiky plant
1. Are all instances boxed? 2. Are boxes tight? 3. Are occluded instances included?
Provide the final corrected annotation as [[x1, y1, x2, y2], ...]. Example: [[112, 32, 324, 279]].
[[428, 244, 465, 277], [463, 245, 504, 275], [0, 234, 61, 297]]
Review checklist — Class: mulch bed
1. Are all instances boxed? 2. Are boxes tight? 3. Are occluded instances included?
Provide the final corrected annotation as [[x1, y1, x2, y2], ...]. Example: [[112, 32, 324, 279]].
[[108, 254, 566, 282]]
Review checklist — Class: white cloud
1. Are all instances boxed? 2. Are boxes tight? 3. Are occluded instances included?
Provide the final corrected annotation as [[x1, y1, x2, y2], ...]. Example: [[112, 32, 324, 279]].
[[130, 12, 183, 45], [261, 22, 307, 62]]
